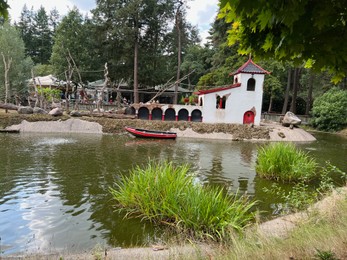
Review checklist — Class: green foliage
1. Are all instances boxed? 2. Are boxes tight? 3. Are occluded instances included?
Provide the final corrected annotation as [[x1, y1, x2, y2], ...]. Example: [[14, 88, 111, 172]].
[[37, 87, 61, 102], [219, 0, 347, 81], [315, 249, 339, 260], [256, 143, 318, 183], [310, 88, 347, 132], [0, 0, 9, 20], [263, 161, 346, 213], [0, 22, 33, 101], [110, 160, 256, 240]]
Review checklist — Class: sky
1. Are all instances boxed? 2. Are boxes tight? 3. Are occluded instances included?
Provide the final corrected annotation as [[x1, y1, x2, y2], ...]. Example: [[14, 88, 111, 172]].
[[7, 0, 219, 44]]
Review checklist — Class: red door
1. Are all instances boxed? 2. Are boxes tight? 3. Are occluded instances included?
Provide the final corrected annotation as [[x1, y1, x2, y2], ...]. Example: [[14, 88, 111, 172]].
[[243, 111, 255, 124]]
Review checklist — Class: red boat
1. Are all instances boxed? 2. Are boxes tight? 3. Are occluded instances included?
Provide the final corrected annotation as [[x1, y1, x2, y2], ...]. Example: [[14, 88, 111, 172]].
[[124, 127, 177, 139]]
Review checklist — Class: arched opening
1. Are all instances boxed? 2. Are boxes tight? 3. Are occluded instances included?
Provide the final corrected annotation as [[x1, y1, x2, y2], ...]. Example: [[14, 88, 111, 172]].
[[125, 106, 136, 115], [247, 78, 256, 91], [191, 109, 202, 122], [178, 109, 189, 121], [138, 107, 149, 120], [243, 111, 255, 124], [164, 108, 176, 121], [151, 108, 162, 120]]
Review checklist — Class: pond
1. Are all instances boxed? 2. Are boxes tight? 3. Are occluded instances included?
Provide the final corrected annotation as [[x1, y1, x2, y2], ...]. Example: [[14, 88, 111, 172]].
[[0, 131, 346, 255]]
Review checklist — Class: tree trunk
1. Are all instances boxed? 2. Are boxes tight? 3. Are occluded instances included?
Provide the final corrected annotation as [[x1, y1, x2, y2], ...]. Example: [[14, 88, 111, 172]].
[[31, 69, 39, 108], [305, 71, 314, 115], [1, 52, 12, 106], [267, 95, 273, 113], [133, 14, 139, 104], [282, 68, 292, 114], [290, 68, 300, 114], [174, 1, 183, 104]]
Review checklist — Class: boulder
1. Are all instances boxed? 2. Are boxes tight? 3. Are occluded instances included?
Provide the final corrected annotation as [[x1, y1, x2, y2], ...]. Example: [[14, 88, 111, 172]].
[[33, 107, 47, 114], [49, 107, 63, 116], [18, 106, 33, 114], [282, 112, 301, 127], [70, 110, 82, 117]]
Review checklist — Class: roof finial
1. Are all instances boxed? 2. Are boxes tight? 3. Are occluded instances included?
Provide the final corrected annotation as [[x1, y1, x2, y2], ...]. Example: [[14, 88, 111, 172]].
[[249, 53, 252, 60]]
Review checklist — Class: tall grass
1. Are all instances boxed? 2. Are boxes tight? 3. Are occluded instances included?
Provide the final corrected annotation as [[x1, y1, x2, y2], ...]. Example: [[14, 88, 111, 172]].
[[256, 142, 318, 182], [110, 160, 256, 241], [219, 192, 347, 260]]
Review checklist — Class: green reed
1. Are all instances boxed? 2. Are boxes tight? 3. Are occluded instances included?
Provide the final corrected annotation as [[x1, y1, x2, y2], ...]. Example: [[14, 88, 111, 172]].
[[110, 160, 256, 241], [256, 142, 318, 182]]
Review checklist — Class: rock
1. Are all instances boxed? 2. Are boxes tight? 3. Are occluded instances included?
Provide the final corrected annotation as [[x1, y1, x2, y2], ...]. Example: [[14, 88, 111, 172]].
[[70, 110, 82, 117], [33, 107, 47, 114], [18, 106, 33, 114], [93, 108, 105, 113], [282, 112, 301, 127], [49, 107, 63, 116]]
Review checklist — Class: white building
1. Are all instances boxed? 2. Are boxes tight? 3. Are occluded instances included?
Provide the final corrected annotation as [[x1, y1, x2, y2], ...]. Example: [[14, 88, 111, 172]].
[[196, 59, 270, 125]]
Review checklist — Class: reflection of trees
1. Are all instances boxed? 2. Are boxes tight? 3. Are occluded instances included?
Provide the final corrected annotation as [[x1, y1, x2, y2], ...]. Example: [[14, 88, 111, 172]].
[[48, 135, 158, 246]]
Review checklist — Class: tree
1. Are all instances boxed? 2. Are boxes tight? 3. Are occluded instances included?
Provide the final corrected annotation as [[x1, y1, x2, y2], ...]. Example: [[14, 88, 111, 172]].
[[0, 0, 9, 20], [219, 0, 347, 82], [92, 0, 197, 103], [51, 8, 95, 83], [311, 88, 347, 131], [0, 22, 33, 103], [32, 6, 52, 64]]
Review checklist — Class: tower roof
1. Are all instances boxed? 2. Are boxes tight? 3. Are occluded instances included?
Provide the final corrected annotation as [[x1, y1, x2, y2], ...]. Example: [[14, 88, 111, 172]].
[[230, 59, 270, 76]]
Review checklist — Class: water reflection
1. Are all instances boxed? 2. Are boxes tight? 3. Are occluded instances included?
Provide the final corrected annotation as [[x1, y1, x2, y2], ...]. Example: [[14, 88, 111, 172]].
[[0, 132, 346, 255]]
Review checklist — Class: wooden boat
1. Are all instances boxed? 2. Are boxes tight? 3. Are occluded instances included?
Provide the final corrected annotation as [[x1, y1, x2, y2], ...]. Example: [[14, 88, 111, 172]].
[[124, 126, 177, 139]]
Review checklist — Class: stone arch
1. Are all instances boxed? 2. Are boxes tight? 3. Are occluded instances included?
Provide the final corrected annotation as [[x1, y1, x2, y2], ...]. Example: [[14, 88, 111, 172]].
[[191, 109, 202, 122], [151, 107, 163, 120], [164, 108, 176, 121], [125, 106, 136, 115], [178, 109, 189, 121], [138, 107, 149, 120]]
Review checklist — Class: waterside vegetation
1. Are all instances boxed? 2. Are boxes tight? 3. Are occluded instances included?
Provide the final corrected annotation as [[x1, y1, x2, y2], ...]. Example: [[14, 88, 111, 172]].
[[110, 161, 257, 241]]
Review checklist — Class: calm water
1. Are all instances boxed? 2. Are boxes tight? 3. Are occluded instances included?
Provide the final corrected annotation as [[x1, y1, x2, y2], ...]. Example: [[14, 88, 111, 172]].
[[0, 131, 346, 255]]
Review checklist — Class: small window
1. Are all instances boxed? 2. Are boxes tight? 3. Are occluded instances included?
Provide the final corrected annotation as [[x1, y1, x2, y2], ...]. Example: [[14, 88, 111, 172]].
[[247, 78, 256, 91], [234, 76, 238, 84], [216, 95, 226, 109]]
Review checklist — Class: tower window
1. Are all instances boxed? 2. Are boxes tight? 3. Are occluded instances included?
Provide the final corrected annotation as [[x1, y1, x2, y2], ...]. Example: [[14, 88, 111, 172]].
[[247, 78, 256, 91]]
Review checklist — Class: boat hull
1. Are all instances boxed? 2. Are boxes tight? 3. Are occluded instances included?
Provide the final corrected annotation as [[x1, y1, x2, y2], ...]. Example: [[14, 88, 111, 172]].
[[124, 127, 177, 139]]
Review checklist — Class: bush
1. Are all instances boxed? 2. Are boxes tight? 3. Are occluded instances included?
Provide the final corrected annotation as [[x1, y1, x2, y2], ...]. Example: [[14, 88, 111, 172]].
[[255, 142, 318, 182], [310, 87, 347, 132], [110, 160, 256, 241]]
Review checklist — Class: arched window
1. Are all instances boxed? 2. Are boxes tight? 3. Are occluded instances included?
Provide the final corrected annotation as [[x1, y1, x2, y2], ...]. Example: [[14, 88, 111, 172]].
[[247, 78, 256, 91]]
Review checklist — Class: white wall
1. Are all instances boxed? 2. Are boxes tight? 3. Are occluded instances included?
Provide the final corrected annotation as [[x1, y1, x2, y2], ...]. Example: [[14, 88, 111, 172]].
[[200, 73, 265, 125]]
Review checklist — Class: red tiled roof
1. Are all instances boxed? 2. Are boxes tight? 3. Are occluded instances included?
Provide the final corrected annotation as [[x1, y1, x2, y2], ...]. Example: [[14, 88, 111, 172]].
[[229, 59, 270, 76], [195, 83, 241, 95]]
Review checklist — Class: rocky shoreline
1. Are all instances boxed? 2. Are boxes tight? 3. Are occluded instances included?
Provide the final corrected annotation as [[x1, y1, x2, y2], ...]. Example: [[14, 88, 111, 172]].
[[1, 112, 316, 142]]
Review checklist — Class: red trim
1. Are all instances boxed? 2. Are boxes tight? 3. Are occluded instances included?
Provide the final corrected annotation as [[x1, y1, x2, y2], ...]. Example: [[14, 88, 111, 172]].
[[149, 114, 152, 120], [188, 116, 191, 122], [196, 83, 241, 95], [175, 115, 178, 121], [162, 115, 165, 121], [229, 59, 271, 76]]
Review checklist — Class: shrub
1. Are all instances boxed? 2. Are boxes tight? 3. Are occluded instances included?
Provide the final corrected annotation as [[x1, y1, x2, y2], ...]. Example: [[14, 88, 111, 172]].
[[110, 160, 256, 241], [255, 142, 318, 182], [310, 87, 347, 132]]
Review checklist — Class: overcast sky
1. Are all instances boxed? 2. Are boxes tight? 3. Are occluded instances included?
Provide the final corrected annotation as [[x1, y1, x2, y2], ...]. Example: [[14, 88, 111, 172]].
[[7, 0, 219, 43]]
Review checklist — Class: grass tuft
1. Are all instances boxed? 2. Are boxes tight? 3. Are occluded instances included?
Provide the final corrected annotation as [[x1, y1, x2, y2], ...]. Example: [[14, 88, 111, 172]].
[[255, 142, 318, 183], [110, 160, 256, 241]]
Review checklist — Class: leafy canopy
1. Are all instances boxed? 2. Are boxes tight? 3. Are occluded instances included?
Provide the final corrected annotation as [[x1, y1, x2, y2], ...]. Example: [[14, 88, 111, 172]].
[[219, 0, 347, 82]]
